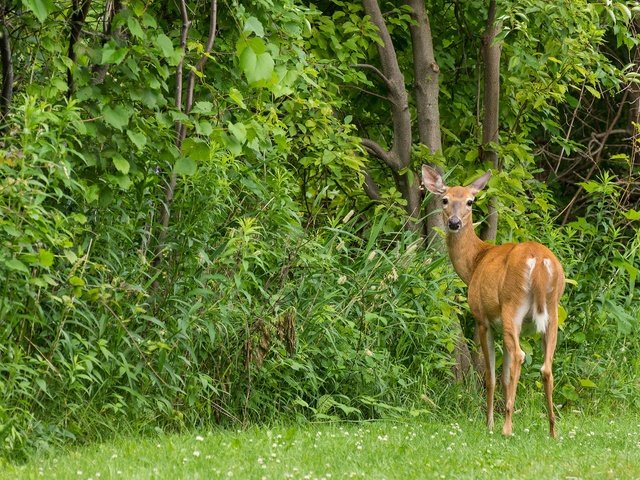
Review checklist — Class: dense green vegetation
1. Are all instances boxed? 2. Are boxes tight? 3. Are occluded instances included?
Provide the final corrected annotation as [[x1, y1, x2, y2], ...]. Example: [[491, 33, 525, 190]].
[[0, 0, 638, 462]]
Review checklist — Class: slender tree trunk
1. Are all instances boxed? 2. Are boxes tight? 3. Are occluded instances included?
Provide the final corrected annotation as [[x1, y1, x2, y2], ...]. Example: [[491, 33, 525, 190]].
[[153, 0, 218, 271], [629, 20, 640, 170], [473, 0, 502, 377], [406, 0, 445, 243], [407, 0, 471, 380], [0, 18, 12, 126], [92, 0, 124, 85], [67, 0, 93, 97], [480, 0, 501, 242], [360, 0, 421, 231]]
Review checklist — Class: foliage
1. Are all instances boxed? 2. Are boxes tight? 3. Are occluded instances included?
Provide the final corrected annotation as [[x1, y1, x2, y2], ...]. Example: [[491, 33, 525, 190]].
[[0, 0, 638, 463]]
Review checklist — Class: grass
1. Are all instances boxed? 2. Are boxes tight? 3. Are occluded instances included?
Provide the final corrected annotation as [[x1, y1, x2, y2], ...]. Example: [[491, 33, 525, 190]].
[[3, 410, 640, 479]]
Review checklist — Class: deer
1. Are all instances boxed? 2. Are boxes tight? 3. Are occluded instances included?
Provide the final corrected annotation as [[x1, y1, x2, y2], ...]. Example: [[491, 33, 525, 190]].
[[421, 165, 565, 438]]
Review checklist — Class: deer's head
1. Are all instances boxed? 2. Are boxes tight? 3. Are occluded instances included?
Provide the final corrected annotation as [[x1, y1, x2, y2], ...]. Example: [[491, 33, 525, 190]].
[[422, 165, 492, 234]]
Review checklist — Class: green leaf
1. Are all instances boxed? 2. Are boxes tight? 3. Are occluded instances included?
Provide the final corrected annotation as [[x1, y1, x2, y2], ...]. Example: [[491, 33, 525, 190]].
[[127, 130, 147, 150], [239, 43, 257, 78], [174, 157, 197, 176], [579, 378, 597, 388], [103, 105, 132, 130], [21, 0, 53, 23], [101, 47, 128, 65], [182, 138, 210, 162], [222, 133, 243, 156], [112, 154, 130, 174], [244, 16, 264, 37], [156, 33, 174, 58], [249, 52, 274, 84], [228, 122, 247, 144], [69, 275, 85, 287], [229, 88, 247, 109], [127, 16, 145, 38], [190, 101, 213, 114], [195, 120, 213, 136], [623, 209, 640, 221], [38, 249, 54, 268], [585, 85, 601, 99], [108, 174, 132, 190], [558, 304, 567, 328], [5, 258, 28, 273]]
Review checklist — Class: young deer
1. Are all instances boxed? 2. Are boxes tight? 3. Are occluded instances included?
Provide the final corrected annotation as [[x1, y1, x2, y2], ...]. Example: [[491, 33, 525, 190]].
[[422, 165, 565, 437]]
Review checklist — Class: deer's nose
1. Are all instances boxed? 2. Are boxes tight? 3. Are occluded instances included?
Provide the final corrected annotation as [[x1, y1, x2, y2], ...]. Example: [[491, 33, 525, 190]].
[[448, 216, 462, 231]]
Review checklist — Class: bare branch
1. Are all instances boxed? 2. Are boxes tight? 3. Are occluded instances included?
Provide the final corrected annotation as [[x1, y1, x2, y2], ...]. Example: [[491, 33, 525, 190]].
[[361, 138, 397, 169], [362, 170, 382, 201], [154, 0, 191, 267], [180, 0, 217, 140], [561, 90, 629, 225], [352, 63, 392, 89]]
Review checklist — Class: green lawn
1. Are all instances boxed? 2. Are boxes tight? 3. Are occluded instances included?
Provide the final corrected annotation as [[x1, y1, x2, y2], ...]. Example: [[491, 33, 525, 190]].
[[4, 411, 640, 479]]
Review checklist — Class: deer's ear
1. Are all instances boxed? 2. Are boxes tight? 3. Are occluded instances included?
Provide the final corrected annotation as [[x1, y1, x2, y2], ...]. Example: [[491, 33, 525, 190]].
[[421, 165, 447, 195], [468, 170, 492, 194]]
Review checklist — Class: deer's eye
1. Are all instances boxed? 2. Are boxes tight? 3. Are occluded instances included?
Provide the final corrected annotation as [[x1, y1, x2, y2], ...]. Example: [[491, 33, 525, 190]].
[[442, 198, 449, 206], [466, 199, 474, 207]]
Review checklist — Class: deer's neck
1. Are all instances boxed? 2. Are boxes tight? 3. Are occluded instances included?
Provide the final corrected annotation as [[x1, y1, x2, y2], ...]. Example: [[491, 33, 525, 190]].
[[446, 223, 490, 285]]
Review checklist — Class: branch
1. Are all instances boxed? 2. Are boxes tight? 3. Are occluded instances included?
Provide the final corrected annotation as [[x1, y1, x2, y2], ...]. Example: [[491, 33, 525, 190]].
[[561, 90, 629, 225], [180, 0, 217, 140], [352, 63, 392, 89], [362, 170, 382, 201], [67, 0, 92, 98], [361, 0, 411, 165], [361, 138, 398, 169], [154, 0, 191, 267], [0, 19, 12, 124]]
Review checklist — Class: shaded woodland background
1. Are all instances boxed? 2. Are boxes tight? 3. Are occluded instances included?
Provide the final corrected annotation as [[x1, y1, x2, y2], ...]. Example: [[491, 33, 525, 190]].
[[0, 0, 639, 460]]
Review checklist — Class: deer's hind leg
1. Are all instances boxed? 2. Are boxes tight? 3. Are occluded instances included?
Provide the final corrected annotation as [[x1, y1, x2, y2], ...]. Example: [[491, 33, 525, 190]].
[[501, 303, 527, 436], [541, 302, 559, 438]]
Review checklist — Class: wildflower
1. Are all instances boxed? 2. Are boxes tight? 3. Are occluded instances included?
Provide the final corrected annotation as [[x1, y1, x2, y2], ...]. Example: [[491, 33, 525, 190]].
[[196, 435, 205, 442]]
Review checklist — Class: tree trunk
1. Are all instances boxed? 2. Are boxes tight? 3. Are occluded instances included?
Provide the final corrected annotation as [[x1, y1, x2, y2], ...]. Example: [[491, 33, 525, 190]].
[[406, 0, 445, 243], [480, 0, 501, 242], [474, 0, 502, 377], [407, 0, 471, 381], [361, 0, 421, 231], [0, 18, 12, 124], [153, 0, 217, 272], [67, 0, 93, 97], [629, 20, 640, 170]]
